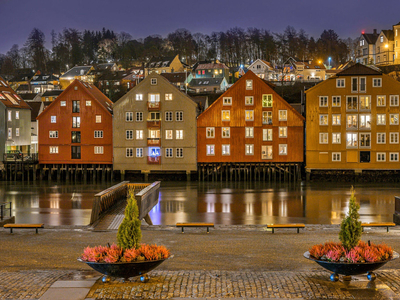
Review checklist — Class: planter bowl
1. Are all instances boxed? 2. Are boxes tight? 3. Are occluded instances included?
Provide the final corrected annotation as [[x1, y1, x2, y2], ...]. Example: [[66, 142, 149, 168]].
[[78, 256, 172, 280], [304, 251, 398, 280]]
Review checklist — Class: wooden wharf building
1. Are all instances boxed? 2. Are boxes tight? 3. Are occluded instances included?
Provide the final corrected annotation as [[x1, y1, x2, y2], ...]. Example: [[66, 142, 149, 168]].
[[197, 71, 305, 182], [37, 80, 113, 181]]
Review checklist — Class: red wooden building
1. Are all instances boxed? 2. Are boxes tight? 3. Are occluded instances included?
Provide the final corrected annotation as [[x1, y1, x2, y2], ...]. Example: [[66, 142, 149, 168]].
[[197, 71, 304, 181], [37, 79, 113, 180]]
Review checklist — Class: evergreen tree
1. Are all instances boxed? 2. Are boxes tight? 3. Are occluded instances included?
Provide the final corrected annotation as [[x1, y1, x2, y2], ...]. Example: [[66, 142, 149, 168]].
[[117, 191, 142, 250], [339, 187, 362, 251]]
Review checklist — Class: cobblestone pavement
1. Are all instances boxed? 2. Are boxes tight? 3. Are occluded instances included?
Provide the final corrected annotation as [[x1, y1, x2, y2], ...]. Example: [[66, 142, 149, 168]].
[[1, 269, 400, 299]]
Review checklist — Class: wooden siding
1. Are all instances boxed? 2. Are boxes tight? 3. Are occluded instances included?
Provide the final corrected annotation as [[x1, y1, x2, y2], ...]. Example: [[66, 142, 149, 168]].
[[197, 71, 304, 163], [37, 80, 113, 164]]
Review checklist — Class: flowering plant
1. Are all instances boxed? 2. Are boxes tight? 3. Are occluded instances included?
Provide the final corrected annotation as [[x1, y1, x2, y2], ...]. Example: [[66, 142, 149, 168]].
[[80, 191, 170, 263]]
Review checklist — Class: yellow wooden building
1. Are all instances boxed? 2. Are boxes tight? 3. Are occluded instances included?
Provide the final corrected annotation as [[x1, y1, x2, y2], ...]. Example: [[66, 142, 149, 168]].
[[306, 63, 400, 173]]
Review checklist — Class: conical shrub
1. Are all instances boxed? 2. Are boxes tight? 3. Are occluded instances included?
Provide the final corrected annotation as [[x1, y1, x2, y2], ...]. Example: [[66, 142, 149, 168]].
[[117, 190, 142, 250], [339, 186, 362, 251]]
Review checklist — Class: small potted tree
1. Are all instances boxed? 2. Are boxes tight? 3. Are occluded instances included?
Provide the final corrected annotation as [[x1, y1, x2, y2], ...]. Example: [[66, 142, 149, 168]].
[[304, 187, 398, 282], [79, 191, 171, 282]]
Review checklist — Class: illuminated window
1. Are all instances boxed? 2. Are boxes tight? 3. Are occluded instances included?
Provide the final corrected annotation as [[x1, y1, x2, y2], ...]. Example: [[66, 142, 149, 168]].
[[51, 115, 56, 123], [359, 133, 371, 148], [136, 130, 143, 140], [206, 127, 215, 138], [279, 127, 287, 138], [49, 146, 58, 154], [176, 130, 183, 139], [262, 94, 273, 107], [377, 95, 386, 106], [206, 145, 215, 155], [245, 110, 254, 121], [263, 129, 273, 141], [72, 116, 80, 128], [60, 101, 66, 106], [245, 127, 254, 138], [359, 114, 371, 129], [86, 101, 91, 106], [15, 111, 19, 119], [165, 93, 172, 100], [126, 130, 133, 140], [279, 110, 287, 121], [165, 130, 173, 139], [319, 115, 328, 125], [222, 110, 230, 121], [390, 114, 399, 125], [346, 133, 358, 148], [8, 111, 11, 121], [246, 80, 253, 90], [261, 145, 273, 159], [222, 127, 230, 138], [94, 146, 103, 154], [332, 133, 341, 144], [359, 96, 370, 110], [96, 115, 102, 123], [332, 114, 341, 125], [279, 144, 287, 155], [377, 132, 386, 144], [222, 144, 230, 155], [319, 133, 328, 144], [346, 115, 357, 129], [245, 96, 254, 105], [262, 111, 272, 124], [245, 144, 254, 155]]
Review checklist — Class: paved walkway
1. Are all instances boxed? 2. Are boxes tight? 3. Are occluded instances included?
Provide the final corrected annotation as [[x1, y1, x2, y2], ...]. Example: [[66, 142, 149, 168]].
[[1, 225, 400, 299]]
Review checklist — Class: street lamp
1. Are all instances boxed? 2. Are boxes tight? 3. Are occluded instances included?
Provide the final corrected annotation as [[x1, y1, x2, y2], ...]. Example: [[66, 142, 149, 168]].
[[328, 57, 331, 69]]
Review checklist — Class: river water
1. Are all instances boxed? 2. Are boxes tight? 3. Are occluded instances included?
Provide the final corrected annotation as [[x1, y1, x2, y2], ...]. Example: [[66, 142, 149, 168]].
[[0, 181, 398, 226]]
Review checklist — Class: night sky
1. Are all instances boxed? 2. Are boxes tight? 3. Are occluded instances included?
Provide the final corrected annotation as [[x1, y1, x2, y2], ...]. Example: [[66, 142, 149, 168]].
[[1, 0, 399, 54]]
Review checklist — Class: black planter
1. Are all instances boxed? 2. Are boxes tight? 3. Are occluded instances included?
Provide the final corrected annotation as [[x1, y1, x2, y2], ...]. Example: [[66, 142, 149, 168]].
[[304, 251, 398, 281], [78, 256, 171, 281]]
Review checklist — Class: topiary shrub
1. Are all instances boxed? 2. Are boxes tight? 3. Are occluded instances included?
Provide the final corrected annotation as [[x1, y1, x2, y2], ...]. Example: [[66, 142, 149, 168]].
[[117, 191, 142, 250], [339, 186, 362, 251]]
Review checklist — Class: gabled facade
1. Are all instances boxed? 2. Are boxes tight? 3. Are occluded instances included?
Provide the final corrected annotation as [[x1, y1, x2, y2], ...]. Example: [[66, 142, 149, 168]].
[[355, 30, 379, 65], [375, 30, 394, 65], [394, 23, 400, 64], [305, 63, 400, 172], [294, 60, 326, 81], [30, 74, 60, 93], [194, 61, 230, 82], [37, 79, 113, 165], [0, 77, 32, 160], [59, 66, 94, 89], [197, 71, 304, 163], [247, 59, 275, 80], [144, 55, 184, 76], [189, 78, 228, 93], [113, 73, 197, 175]]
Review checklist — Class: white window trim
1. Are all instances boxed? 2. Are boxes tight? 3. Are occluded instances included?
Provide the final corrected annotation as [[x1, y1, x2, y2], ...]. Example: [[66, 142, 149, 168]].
[[390, 132, 399, 144], [222, 127, 230, 138], [222, 144, 230, 156], [336, 79, 345, 88], [332, 133, 341, 144], [376, 152, 386, 162], [390, 95, 399, 107], [377, 95, 386, 107], [319, 132, 328, 144], [223, 97, 232, 106], [332, 152, 341, 162], [332, 114, 341, 125], [319, 96, 328, 107], [206, 145, 215, 156], [245, 96, 254, 106], [319, 114, 328, 126], [389, 152, 399, 162], [279, 110, 287, 121], [206, 127, 215, 138], [390, 114, 399, 125], [279, 126, 287, 138], [245, 110, 254, 121], [332, 96, 341, 107], [245, 144, 254, 155], [279, 144, 287, 155], [373, 78, 382, 87], [222, 110, 230, 121], [359, 132, 371, 148], [377, 132, 386, 144]]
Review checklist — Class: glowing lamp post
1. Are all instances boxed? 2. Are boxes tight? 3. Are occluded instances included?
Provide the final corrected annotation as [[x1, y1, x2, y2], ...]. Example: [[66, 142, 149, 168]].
[[385, 44, 389, 64], [328, 57, 331, 69]]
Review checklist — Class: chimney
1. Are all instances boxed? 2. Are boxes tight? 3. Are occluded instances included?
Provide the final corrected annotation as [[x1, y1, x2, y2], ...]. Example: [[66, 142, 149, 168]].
[[373, 29, 377, 35]]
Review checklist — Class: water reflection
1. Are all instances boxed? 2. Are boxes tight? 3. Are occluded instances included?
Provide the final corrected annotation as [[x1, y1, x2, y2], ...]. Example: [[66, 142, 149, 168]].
[[0, 181, 398, 226]]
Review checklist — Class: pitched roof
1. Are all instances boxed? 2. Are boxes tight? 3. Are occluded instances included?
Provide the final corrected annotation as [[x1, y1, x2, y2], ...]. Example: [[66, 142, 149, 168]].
[[30, 74, 59, 83], [362, 33, 379, 44], [95, 63, 116, 71], [161, 72, 190, 83], [295, 60, 326, 70], [0, 76, 32, 109], [42, 90, 64, 97], [145, 56, 177, 68], [19, 92, 39, 101], [195, 62, 229, 70], [248, 59, 273, 70], [189, 78, 225, 87], [60, 66, 93, 79], [77, 80, 113, 113], [381, 29, 394, 41], [336, 63, 382, 76]]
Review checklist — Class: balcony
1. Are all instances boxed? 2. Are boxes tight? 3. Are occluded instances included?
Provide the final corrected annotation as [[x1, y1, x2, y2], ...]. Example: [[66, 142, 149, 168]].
[[147, 101, 161, 110], [147, 156, 161, 164], [147, 138, 160, 146], [147, 120, 161, 128]]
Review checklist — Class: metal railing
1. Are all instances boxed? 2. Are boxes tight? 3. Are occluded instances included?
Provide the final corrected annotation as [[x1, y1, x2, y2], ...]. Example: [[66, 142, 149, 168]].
[[3, 153, 38, 163], [0, 202, 11, 220]]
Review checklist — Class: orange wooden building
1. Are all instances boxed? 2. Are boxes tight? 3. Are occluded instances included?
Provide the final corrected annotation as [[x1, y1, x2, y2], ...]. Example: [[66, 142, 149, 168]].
[[197, 71, 305, 181], [37, 79, 113, 180]]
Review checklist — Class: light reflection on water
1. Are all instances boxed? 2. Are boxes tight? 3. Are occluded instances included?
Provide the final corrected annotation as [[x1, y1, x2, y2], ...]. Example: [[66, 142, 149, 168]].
[[0, 181, 398, 226]]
